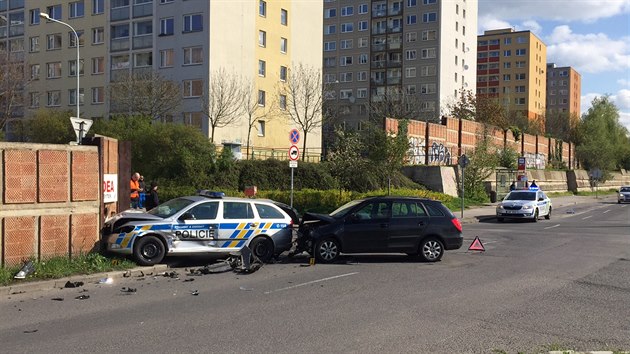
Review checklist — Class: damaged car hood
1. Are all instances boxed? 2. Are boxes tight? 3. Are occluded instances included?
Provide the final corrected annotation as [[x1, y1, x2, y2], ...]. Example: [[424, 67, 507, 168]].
[[301, 212, 336, 224]]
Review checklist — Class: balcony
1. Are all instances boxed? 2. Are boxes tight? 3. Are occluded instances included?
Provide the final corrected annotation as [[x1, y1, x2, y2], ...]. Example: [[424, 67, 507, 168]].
[[387, 76, 401, 84], [133, 3, 152, 18], [132, 35, 152, 49], [372, 27, 386, 35], [388, 41, 401, 50], [110, 38, 130, 51], [371, 60, 386, 69], [111, 6, 129, 21], [370, 78, 385, 86], [388, 26, 401, 33], [387, 60, 402, 67], [371, 43, 386, 51], [372, 9, 386, 17], [9, 24, 23, 37]]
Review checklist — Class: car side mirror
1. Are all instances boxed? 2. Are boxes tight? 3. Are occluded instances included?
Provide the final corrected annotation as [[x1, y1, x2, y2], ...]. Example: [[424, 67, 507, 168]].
[[179, 212, 195, 221], [538, 197, 544, 201]]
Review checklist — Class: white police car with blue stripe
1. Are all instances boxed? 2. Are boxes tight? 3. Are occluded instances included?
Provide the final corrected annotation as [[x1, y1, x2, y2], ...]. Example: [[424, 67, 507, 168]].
[[496, 189, 552, 222]]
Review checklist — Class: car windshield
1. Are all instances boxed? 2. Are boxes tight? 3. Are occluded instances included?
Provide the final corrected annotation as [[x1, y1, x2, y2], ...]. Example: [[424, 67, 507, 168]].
[[505, 191, 537, 201], [330, 199, 364, 218], [621, 187, 630, 192], [147, 198, 195, 218]]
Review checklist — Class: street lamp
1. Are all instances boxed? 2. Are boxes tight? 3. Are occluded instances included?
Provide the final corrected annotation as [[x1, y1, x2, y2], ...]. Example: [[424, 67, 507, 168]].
[[39, 12, 81, 137]]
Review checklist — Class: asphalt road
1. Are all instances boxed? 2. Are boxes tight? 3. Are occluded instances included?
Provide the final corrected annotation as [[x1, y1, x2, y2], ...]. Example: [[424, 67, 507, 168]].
[[1, 197, 629, 353]]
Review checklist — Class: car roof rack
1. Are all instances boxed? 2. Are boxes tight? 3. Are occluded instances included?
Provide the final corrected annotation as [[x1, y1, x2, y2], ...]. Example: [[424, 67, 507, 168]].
[[197, 190, 225, 198]]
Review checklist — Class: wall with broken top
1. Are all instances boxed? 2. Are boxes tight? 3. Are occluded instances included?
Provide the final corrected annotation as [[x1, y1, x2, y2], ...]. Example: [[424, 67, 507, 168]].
[[0, 138, 121, 266]]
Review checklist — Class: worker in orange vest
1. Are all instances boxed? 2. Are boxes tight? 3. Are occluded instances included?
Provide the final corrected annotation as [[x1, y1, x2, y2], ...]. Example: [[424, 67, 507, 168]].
[[130, 172, 141, 209]]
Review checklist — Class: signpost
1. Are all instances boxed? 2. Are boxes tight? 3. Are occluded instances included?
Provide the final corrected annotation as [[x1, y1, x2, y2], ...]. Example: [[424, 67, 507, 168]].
[[516, 156, 527, 189], [458, 154, 470, 219], [288, 132, 300, 207], [590, 168, 602, 199], [70, 117, 93, 144]]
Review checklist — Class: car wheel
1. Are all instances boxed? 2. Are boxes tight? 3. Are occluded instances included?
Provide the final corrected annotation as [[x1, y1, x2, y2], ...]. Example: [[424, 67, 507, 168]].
[[419, 237, 444, 262], [250, 237, 274, 263], [497, 217, 504, 222], [532, 209, 539, 222], [545, 206, 551, 220], [315, 238, 340, 263], [133, 235, 165, 266]]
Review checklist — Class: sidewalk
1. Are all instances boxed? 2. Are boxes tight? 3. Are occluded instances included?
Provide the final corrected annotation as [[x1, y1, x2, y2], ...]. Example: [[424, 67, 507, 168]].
[[458, 194, 616, 224]]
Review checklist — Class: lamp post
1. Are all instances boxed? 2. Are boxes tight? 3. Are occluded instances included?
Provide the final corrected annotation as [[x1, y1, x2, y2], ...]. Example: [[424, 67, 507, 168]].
[[39, 13, 81, 138]]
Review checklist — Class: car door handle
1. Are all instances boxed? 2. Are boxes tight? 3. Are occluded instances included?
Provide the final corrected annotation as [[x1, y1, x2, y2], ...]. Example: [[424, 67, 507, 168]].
[[380, 223, 389, 228], [248, 223, 258, 228]]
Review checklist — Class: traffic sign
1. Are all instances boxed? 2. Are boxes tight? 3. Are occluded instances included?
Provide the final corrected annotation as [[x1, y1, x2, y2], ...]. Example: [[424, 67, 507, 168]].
[[289, 160, 298, 168], [288, 145, 299, 161], [70, 117, 93, 142], [289, 129, 300, 144], [458, 154, 470, 168], [468, 236, 485, 251], [589, 168, 602, 180], [518, 157, 526, 171]]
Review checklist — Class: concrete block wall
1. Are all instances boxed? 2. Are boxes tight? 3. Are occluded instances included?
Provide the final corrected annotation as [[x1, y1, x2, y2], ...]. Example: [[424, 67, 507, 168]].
[[0, 143, 101, 266]]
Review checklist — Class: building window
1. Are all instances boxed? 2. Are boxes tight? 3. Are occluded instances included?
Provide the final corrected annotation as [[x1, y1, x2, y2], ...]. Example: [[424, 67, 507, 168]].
[[257, 120, 266, 136], [91, 57, 104, 74], [324, 8, 336, 18], [358, 20, 368, 31], [407, 15, 417, 25], [69, 30, 84, 47], [110, 54, 130, 70], [324, 57, 336, 67], [183, 79, 203, 98], [183, 14, 203, 32], [340, 39, 352, 49], [259, 30, 266, 47], [516, 86, 526, 93], [279, 95, 287, 110], [516, 48, 526, 56], [91, 87, 103, 104], [47, 5, 62, 20], [516, 73, 526, 80], [340, 56, 352, 66], [325, 25, 336, 34], [68, 59, 84, 76], [259, 0, 266, 16], [341, 6, 353, 16], [47, 62, 62, 78], [341, 23, 353, 33], [69, 1, 84, 18], [92, 27, 104, 44], [93, 0, 104, 14], [324, 41, 336, 51], [422, 30, 436, 40], [258, 60, 266, 76], [183, 112, 203, 129], [111, 24, 129, 39], [258, 90, 266, 106], [281, 8, 287, 25], [68, 88, 85, 105], [183, 46, 203, 65], [30, 64, 40, 80], [160, 49, 174, 67], [134, 20, 152, 37], [357, 71, 367, 81], [29, 37, 39, 52], [359, 4, 368, 13], [503, 74, 511, 81], [422, 12, 437, 22], [279, 66, 287, 81], [280, 37, 287, 53], [405, 67, 416, 78], [29, 9, 40, 25], [47, 34, 62, 50], [47, 91, 61, 107], [407, 0, 417, 6], [339, 72, 353, 82], [516, 98, 525, 105], [406, 32, 417, 42], [421, 48, 436, 59], [359, 53, 368, 64], [30, 92, 40, 107], [423, 0, 436, 3], [340, 89, 353, 99], [406, 50, 417, 60], [517, 36, 527, 43], [421, 65, 436, 76], [358, 38, 368, 47], [134, 52, 152, 67], [421, 83, 436, 94], [160, 17, 174, 36]]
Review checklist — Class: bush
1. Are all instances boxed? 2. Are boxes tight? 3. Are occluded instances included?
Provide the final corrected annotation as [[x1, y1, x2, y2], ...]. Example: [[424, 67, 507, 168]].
[[498, 148, 519, 169]]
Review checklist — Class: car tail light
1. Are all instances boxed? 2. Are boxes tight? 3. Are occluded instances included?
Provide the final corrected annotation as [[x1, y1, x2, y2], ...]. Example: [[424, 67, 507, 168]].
[[451, 218, 462, 232]]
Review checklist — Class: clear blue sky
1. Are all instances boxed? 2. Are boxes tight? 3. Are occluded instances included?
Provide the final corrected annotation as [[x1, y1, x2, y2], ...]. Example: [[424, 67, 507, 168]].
[[478, 0, 630, 131]]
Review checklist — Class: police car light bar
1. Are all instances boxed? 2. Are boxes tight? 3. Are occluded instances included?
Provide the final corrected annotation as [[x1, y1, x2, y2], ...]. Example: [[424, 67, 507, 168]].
[[197, 190, 225, 198]]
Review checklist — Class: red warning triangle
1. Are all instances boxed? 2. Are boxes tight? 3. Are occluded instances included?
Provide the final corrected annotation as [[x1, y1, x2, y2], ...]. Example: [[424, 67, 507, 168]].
[[468, 236, 485, 251]]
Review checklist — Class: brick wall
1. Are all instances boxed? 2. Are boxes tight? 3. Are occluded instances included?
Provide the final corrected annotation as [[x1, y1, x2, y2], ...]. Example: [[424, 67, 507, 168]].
[[0, 143, 101, 266]]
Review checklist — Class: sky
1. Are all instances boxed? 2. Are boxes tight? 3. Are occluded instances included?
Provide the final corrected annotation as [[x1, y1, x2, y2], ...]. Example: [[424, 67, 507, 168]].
[[477, 0, 630, 131]]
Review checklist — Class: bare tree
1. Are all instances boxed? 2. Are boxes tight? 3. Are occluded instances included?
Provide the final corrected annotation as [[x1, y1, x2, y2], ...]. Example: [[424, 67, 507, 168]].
[[201, 68, 244, 143], [277, 63, 325, 160], [0, 49, 27, 133], [242, 79, 270, 159], [109, 70, 181, 120], [368, 86, 428, 122]]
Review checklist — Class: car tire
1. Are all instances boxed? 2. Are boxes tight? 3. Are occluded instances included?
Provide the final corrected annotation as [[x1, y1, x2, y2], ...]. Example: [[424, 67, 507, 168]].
[[133, 235, 165, 266], [497, 217, 504, 222], [545, 207, 551, 220], [250, 237, 274, 263], [315, 238, 340, 263], [419, 237, 444, 262], [532, 209, 539, 222]]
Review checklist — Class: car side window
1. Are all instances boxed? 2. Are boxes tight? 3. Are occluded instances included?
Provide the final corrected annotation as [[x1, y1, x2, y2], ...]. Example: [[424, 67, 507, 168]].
[[392, 201, 426, 218], [353, 202, 390, 220], [186, 202, 219, 220], [223, 202, 254, 219], [424, 203, 444, 217], [254, 203, 285, 219]]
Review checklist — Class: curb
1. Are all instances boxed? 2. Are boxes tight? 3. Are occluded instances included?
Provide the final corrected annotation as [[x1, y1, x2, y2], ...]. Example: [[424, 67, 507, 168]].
[[2, 264, 169, 296]]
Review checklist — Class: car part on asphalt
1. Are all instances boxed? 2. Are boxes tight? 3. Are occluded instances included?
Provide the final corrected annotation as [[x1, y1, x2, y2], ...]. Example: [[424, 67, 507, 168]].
[[190, 290, 199, 296], [98, 278, 113, 284], [75, 295, 90, 300], [120, 287, 137, 293], [14, 261, 35, 279], [64, 281, 84, 288], [51, 298, 64, 301]]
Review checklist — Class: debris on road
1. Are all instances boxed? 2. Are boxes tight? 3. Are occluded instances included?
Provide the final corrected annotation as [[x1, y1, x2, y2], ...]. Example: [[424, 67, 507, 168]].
[[51, 298, 64, 301], [120, 287, 137, 294], [23, 329, 38, 334], [64, 281, 84, 288], [160, 271, 180, 279], [188, 246, 263, 276], [75, 295, 90, 300], [190, 290, 199, 296], [122, 271, 131, 278], [98, 278, 113, 285], [14, 261, 35, 279], [183, 278, 195, 282]]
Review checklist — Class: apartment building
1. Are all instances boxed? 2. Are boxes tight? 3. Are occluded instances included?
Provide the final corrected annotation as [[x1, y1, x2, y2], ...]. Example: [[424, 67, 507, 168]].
[[322, 0, 477, 133], [476, 28, 547, 124], [546, 63, 581, 118], [2, 0, 323, 159]]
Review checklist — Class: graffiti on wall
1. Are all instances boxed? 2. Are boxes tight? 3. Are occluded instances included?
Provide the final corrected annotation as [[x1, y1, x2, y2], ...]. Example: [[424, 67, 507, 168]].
[[524, 152, 546, 169], [408, 137, 425, 165], [429, 142, 452, 165]]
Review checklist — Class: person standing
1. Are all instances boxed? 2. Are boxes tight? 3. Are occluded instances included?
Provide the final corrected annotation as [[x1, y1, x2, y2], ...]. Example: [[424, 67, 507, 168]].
[[130, 172, 141, 209], [144, 181, 159, 211]]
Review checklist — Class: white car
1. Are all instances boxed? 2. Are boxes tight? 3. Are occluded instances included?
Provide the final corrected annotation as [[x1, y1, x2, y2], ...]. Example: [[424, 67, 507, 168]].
[[619, 186, 630, 204], [496, 189, 552, 222], [103, 191, 297, 265]]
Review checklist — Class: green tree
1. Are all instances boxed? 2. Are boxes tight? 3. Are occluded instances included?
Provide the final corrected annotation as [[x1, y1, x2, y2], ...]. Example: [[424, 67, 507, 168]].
[[462, 126, 500, 201], [575, 96, 629, 175], [22, 109, 76, 144], [326, 128, 366, 193], [363, 119, 410, 194]]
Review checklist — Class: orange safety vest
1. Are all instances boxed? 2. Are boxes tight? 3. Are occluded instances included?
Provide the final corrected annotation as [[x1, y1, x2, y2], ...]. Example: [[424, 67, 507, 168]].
[[130, 179, 140, 199]]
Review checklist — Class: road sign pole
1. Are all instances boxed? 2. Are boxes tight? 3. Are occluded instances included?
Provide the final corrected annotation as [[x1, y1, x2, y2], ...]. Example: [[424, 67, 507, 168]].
[[78, 121, 85, 144], [461, 166, 465, 219], [290, 167, 294, 208]]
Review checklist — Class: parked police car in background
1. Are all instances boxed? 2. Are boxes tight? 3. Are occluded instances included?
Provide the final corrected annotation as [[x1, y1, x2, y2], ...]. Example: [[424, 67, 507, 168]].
[[103, 191, 297, 265], [618, 186, 630, 203], [496, 189, 552, 222]]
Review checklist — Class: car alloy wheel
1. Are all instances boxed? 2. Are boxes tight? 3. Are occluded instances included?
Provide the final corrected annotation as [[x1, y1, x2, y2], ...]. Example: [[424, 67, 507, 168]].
[[420, 238, 443, 262], [133, 235, 165, 266], [316, 238, 340, 263]]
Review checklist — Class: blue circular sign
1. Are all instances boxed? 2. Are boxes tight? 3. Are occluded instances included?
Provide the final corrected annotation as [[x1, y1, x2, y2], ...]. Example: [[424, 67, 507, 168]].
[[290, 129, 300, 144]]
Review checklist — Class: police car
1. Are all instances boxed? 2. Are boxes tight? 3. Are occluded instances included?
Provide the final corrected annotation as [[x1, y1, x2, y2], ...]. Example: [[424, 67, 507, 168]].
[[103, 191, 297, 266], [496, 188, 552, 222]]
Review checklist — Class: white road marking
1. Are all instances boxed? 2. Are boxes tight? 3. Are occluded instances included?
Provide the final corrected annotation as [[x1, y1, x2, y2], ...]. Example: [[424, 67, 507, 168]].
[[582, 215, 592, 220], [603, 210, 611, 214], [544, 224, 560, 230], [264, 272, 359, 294]]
